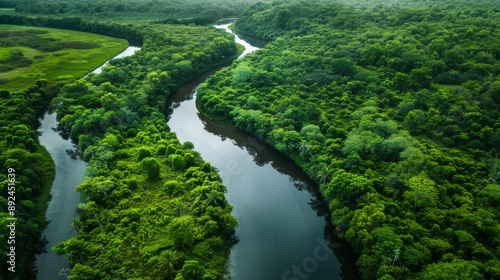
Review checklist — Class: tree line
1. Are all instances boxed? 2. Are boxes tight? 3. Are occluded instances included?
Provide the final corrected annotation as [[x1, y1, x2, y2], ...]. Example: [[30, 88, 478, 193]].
[[4, 0, 268, 25], [0, 14, 143, 43]]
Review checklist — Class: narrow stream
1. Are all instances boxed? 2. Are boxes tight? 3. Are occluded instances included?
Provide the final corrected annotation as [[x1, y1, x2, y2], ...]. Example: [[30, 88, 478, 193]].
[[90, 46, 140, 75], [35, 113, 86, 280], [166, 24, 343, 280], [35, 46, 139, 280]]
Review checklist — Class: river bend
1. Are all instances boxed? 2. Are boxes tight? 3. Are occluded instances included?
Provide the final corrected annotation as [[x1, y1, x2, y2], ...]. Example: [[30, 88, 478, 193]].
[[35, 46, 139, 280], [35, 24, 345, 280], [166, 23, 342, 280]]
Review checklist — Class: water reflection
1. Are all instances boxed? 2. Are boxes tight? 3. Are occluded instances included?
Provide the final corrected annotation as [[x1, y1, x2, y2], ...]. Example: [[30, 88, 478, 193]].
[[167, 66, 343, 280], [35, 113, 86, 280], [166, 20, 361, 280]]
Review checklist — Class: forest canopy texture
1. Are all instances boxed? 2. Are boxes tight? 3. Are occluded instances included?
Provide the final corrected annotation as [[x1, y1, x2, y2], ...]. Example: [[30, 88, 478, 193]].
[[49, 24, 240, 280], [197, 0, 500, 279], [1, 0, 500, 279], [3, 0, 267, 25], [0, 0, 249, 279]]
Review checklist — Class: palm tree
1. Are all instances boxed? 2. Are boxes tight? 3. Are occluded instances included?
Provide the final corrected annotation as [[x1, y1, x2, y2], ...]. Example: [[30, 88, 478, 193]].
[[69, 217, 83, 234], [64, 250, 75, 265], [357, 193, 378, 208], [67, 248, 86, 265], [159, 250, 180, 279], [298, 140, 313, 156], [206, 191, 225, 207], [316, 167, 331, 185], [66, 242, 86, 265]]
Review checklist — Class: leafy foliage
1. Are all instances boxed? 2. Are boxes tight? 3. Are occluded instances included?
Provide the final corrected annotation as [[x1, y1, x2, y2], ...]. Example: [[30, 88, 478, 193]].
[[9, 0, 268, 25], [198, 0, 500, 279], [0, 82, 53, 279], [51, 20, 240, 279]]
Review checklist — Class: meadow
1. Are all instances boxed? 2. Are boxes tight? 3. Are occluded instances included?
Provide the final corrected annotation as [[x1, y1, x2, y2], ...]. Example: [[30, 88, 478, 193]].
[[0, 24, 128, 91]]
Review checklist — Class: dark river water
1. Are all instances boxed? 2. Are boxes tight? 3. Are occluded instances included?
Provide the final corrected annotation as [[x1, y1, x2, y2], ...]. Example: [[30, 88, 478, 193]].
[[166, 23, 345, 280], [35, 113, 86, 279], [35, 24, 355, 280]]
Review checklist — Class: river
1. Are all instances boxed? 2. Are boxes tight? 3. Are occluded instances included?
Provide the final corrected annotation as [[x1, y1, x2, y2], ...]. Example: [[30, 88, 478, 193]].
[[35, 46, 139, 280], [89, 46, 141, 75], [166, 23, 344, 280], [35, 24, 353, 280]]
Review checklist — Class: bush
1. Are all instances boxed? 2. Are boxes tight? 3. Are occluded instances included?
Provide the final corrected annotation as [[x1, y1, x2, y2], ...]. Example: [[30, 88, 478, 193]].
[[140, 157, 160, 180]]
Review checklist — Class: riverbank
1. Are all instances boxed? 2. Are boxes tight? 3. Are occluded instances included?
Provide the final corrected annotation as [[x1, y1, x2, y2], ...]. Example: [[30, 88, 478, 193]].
[[166, 23, 352, 280], [33, 143, 55, 234], [0, 27, 125, 274], [36, 113, 88, 280], [195, 1, 500, 279], [0, 24, 128, 92]]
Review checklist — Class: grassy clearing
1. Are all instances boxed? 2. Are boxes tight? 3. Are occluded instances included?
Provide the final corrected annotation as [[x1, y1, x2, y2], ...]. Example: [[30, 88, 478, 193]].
[[0, 24, 128, 92]]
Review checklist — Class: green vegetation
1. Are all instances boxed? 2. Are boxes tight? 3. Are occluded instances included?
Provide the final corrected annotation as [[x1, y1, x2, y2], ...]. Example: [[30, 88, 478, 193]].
[[0, 24, 127, 92], [0, 14, 143, 44], [198, 0, 500, 279], [33, 143, 55, 215], [0, 0, 247, 278], [0, 82, 55, 279], [0, 24, 127, 279], [4, 0, 268, 25], [3, 0, 499, 279], [49, 22, 240, 279], [0, 27, 128, 280]]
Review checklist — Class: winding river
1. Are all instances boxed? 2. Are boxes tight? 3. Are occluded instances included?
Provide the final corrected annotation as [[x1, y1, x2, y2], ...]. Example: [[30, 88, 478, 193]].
[[35, 23, 354, 280], [35, 46, 139, 280], [167, 23, 344, 280]]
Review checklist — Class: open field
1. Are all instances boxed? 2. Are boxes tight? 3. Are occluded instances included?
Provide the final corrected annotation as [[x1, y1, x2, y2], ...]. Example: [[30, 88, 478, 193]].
[[0, 24, 128, 91]]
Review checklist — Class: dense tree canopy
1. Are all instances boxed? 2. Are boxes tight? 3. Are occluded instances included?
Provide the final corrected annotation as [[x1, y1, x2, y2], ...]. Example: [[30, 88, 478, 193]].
[[6, 0, 269, 25], [1, 0, 243, 276], [49, 20, 240, 279], [198, 0, 500, 279], [3, 0, 500, 279], [0, 83, 53, 279]]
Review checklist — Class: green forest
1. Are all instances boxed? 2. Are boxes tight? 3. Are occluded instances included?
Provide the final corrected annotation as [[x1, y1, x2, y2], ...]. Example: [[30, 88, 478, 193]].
[[1, 0, 499, 279], [49, 23, 240, 279], [0, 22, 127, 280], [0, 0, 256, 279], [198, 0, 500, 279], [0, 77, 54, 280], [1, 0, 266, 25]]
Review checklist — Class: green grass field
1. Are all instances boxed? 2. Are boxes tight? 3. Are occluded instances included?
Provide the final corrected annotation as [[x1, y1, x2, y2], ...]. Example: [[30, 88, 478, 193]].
[[0, 24, 128, 92]]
